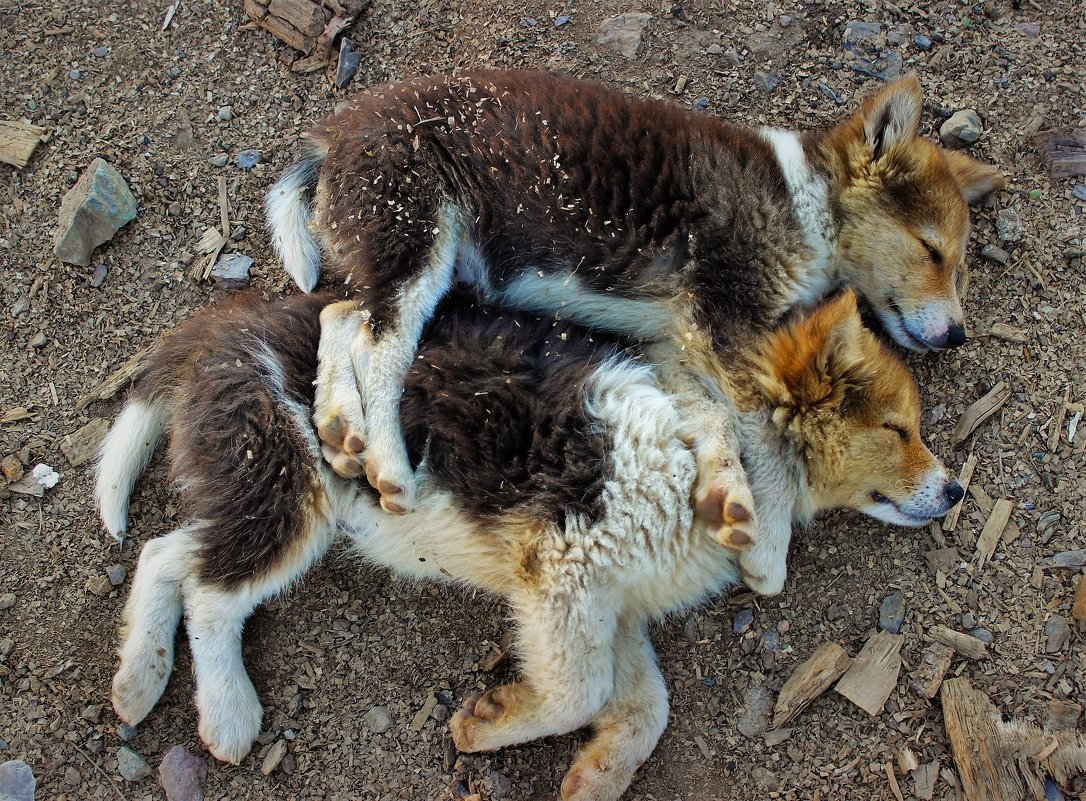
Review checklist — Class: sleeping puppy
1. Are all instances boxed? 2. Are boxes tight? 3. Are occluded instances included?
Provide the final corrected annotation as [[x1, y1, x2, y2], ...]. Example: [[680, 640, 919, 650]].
[[97, 286, 962, 800], [266, 69, 1000, 545]]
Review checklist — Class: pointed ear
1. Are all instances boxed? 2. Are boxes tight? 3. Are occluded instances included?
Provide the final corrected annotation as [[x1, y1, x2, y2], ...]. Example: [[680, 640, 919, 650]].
[[755, 291, 868, 413], [860, 74, 923, 161], [941, 149, 1005, 204]]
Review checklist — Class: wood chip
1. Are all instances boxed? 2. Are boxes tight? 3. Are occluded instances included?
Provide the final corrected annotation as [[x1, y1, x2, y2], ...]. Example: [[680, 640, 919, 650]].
[[260, 739, 288, 775], [898, 746, 919, 774], [942, 454, 977, 532], [1034, 127, 1086, 179], [772, 642, 852, 727], [1049, 388, 1071, 452], [975, 499, 1013, 569], [911, 760, 939, 801], [834, 632, 902, 716], [941, 676, 1086, 801], [885, 761, 905, 801], [986, 322, 1028, 343], [75, 346, 153, 410], [952, 382, 1011, 446], [410, 691, 437, 731], [930, 625, 989, 661], [1, 406, 36, 424], [7, 474, 44, 497], [1073, 576, 1086, 622], [59, 418, 109, 467], [912, 642, 955, 699], [0, 119, 48, 168]]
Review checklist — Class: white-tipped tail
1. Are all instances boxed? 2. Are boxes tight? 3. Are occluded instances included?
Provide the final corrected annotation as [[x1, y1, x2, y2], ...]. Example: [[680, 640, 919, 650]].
[[95, 399, 168, 538], [266, 147, 326, 293]]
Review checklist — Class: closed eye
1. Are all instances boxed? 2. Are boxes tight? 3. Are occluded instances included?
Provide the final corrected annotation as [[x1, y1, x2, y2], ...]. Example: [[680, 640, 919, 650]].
[[883, 423, 910, 442], [921, 240, 944, 267]]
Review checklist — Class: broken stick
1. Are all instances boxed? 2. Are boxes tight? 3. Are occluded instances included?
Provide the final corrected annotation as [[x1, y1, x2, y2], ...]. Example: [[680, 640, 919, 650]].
[[772, 642, 852, 728], [942, 453, 977, 532], [952, 382, 1011, 446]]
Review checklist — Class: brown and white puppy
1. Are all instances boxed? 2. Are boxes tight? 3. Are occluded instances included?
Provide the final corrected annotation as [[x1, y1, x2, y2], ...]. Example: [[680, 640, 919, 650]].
[[267, 70, 1001, 526], [97, 288, 961, 800]]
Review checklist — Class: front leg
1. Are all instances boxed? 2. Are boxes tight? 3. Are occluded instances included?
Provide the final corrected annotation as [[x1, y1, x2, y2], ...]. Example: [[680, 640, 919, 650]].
[[647, 343, 757, 553]]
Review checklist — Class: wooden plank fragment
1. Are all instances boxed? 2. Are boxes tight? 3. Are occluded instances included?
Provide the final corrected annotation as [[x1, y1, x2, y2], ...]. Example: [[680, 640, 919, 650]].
[[834, 632, 902, 716], [941, 676, 1086, 801], [59, 418, 110, 467], [975, 499, 1013, 569], [410, 691, 437, 732], [772, 642, 852, 728], [930, 625, 988, 661], [987, 322, 1028, 343], [1034, 127, 1086, 179], [0, 119, 48, 168], [952, 382, 1011, 446], [1073, 576, 1086, 622], [942, 454, 977, 532], [75, 346, 153, 411], [912, 642, 955, 699], [911, 760, 939, 801]]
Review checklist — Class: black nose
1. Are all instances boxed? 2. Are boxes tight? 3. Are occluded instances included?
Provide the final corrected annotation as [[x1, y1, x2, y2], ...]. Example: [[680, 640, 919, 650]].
[[945, 325, 967, 348], [944, 480, 964, 507]]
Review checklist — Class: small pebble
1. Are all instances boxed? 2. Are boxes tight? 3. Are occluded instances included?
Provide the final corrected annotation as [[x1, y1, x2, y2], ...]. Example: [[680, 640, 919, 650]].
[[235, 149, 261, 170], [522, 17, 538, 27], [1045, 615, 1071, 653], [733, 608, 755, 634], [69, 70, 80, 79], [86, 575, 114, 597], [1072, 185, 1086, 201], [82, 704, 102, 723], [971, 627, 994, 644], [94, 46, 108, 57], [706, 43, 723, 55], [1015, 22, 1039, 38], [753, 72, 780, 93], [0, 637, 13, 658], [431, 703, 449, 722], [211, 252, 253, 290], [29, 331, 46, 348], [939, 109, 983, 147], [106, 564, 127, 586], [979, 244, 1009, 265], [0, 760, 36, 801], [913, 34, 932, 50], [694, 97, 708, 110], [879, 590, 905, 634], [335, 38, 361, 89], [363, 705, 392, 734], [89, 264, 108, 288], [554, 14, 570, 27], [779, 15, 791, 27], [996, 208, 1025, 243], [118, 723, 138, 742], [217, 105, 233, 122], [64, 765, 81, 785], [169, 66, 181, 78], [117, 746, 153, 781], [0, 593, 15, 611], [209, 153, 229, 167]]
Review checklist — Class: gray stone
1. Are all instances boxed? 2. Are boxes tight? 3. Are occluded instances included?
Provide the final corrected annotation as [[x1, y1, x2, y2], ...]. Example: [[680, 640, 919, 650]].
[[363, 705, 392, 734], [106, 564, 127, 586], [158, 745, 207, 801], [879, 590, 905, 634], [82, 704, 103, 723], [0, 594, 14, 611], [733, 607, 754, 634], [117, 746, 152, 781], [996, 208, 1025, 243], [235, 150, 261, 170], [706, 43, 722, 55], [843, 20, 881, 47], [117, 723, 137, 742], [208, 153, 229, 168], [736, 681, 772, 738], [980, 244, 1009, 265], [597, 13, 652, 59], [753, 72, 780, 93], [914, 34, 932, 50], [1072, 185, 1086, 202], [0, 760, 36, 801], [335, 38, 362, 89], [1045, 615, 1071, 653], [53, 158, 138, 266], [1015, 22, 1039, 38], [217, 106, 232, 122], [0, 638, 12, 658], [210, 253, 253, 290], [939, 109, 983, 147], [971, 627, 994, 644]]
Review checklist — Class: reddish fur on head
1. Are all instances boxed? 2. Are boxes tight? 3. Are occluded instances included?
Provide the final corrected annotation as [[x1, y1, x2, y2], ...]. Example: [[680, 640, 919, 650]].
[[817, 76, 1005, 352], [752, 290, 956, 525]]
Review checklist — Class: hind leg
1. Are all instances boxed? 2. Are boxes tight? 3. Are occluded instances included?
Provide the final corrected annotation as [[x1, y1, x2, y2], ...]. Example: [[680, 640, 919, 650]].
[[185, 522, 338, 764], [451, 586, 619, 753], [561, 618, 669, 801], [111, 526, 198, 726], [313, 204, 462, 513]]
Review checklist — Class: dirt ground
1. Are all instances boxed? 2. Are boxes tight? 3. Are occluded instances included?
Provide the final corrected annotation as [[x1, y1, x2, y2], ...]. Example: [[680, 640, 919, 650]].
[[1, 0, 1084, 799]]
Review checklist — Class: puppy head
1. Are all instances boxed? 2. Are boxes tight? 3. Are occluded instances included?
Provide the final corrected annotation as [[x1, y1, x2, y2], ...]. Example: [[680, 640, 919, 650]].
[[754, 290, 963, 526], [821, 76, 1004, 352]]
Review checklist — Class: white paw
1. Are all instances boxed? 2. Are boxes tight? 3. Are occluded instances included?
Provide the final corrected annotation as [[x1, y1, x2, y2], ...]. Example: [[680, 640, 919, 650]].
[[196, 677, 263, 764], [111, 647, 174, 726]]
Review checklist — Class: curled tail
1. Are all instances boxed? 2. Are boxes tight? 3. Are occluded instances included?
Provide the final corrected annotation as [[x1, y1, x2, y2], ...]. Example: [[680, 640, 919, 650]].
[[266, 142, 327, 293], [95, 398, 169, 539]]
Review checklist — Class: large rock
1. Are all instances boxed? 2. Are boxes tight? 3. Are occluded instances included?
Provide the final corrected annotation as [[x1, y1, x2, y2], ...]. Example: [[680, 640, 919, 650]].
[[0, 760, 36, 801], [597, 13, 652, 59], [54, 158, 137, 266], [939, 110, 983, 148]]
